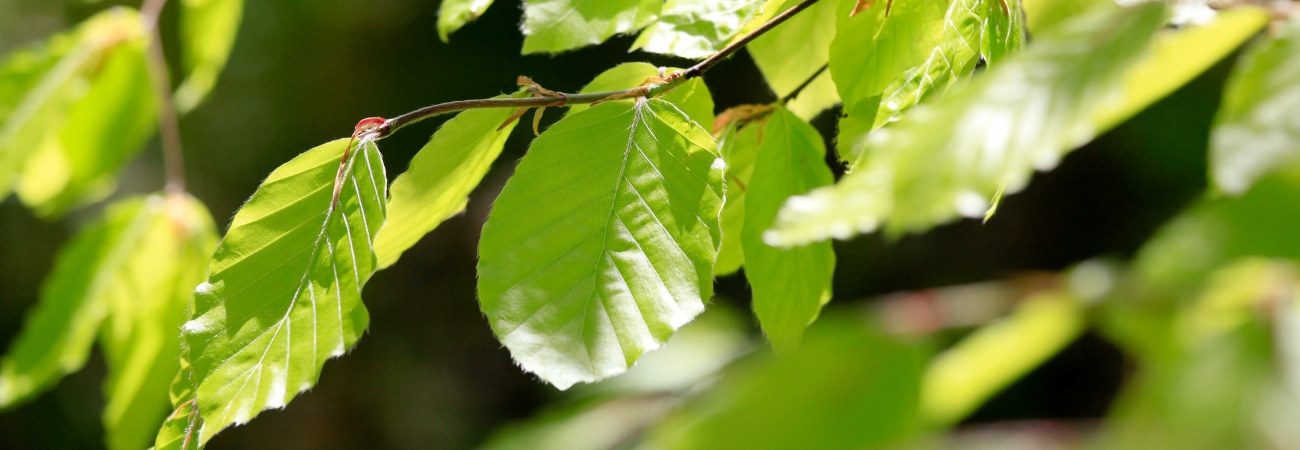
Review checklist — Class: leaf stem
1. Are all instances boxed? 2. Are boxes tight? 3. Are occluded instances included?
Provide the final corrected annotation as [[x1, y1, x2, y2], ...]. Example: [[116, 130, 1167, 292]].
[[780, 63, 829, 105], [373, 0, 822, 139], [142, 0, 187, 194]]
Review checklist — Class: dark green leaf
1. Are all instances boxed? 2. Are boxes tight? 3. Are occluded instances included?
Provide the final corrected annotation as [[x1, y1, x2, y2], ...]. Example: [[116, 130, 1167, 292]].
[[477, 98, 724, 389], [177, 138, 386, 445]]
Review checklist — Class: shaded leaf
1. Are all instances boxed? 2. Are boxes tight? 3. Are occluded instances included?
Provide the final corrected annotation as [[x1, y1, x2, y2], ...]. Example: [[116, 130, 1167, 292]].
[[437, 0, 495, 43], [100, 194, 217, 450], [1210, 14, 1299, 195], [765, 3, 1165, 246], [630, 0, 766, 59], [521, 0, 660, 54], [648, 318, 924, 450], [747, 0, 840, 119], [742, 107, 835, 352], [175, 0, 243, 113], [712, 106, 769, 276], [374, 92, 525, 269], [565, 62, 714, 131], [177, 138, 386, 445], [477, 98, 724, 389], [0, 9, 155, 215]]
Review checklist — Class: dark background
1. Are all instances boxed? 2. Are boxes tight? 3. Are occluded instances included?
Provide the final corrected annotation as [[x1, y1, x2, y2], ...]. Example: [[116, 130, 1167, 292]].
[[0, 0, 1226, 448]]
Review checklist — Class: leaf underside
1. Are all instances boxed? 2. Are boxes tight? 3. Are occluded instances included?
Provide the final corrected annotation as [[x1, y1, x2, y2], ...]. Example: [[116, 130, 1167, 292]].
[[173, 138, 386, 446], [521, 0, 661, 54], [478, 98, 724, 390]]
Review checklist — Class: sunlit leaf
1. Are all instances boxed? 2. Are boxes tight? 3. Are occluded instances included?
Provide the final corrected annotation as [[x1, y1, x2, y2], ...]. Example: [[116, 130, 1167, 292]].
[[1020, 0, 1104, 34], [630, 0, 765, 59], [712, 106, 768, 276], [0, 9, 154, 215], [828, 0, 946, 114], [437, 0, 496, 43], [521, 0, 661, 54], [177, 138, 386, 445], [175, 0, 243, 113], [1210, 15, 1300, 195], [742, 107, 835, 352], [373, 92, 525, 269], [765, 3, 1165, 246], [564, 62, 714, 131], [0, 193, 214, 450], [477, 98, 724, 389], [747, 0, 839, 119], [648, 318, 924, 449], [100, 194, 216, 450], [921, 290, 1084, 426]]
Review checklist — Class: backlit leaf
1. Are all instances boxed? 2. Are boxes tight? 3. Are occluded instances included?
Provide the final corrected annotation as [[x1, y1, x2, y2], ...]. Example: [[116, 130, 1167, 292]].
[[175, 0, 243, 113], [630, 0, 766, 59], [712, 106, 768, 276], [477, 98, 724, 389], [1210, 14, 1299, 195], [177, 138, 386, 445], [521, 0, 660, 55], [437, 0, 496, 43], [765, 3, 1165, 246], [742, 107, 835, 352], [747, 0, 839, 119], [565, 62, 715, 131], [374, 92, 525, 269], [0, 9, 155, 216], [0, 194, 215, 450], [829, 0, 946, 115]]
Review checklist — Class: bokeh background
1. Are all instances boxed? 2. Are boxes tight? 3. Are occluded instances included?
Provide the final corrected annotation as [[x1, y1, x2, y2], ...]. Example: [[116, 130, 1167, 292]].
[[0, 0, 1230, 448]]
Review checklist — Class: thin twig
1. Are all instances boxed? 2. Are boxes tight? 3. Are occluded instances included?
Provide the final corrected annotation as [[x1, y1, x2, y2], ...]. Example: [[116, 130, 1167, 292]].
[[780, 63, 828, 104], [142, 0, 187, 194], [374, 0, 822, 140]]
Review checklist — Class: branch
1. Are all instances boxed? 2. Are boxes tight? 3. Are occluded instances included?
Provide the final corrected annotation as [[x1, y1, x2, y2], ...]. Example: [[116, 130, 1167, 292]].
[[780, 63, 828, 104], [142, 0, 187, 193], [372, 0, 822, 140]]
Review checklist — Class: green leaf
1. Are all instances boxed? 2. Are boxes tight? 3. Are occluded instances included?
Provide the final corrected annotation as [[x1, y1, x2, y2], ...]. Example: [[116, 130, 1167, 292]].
[[630, 0, 766, 59], [0, 193, 214, 450], [373, 92, 524, 269], [521, 0, 661, 55], [437, 0, 495, 42], [712, 106, 768, 276], [477, 98, 724, 389], [765, 3, 1165, 246], [565, 62, 715, 131], [921, 290, 1084, 426], [981, 0, 1025, 66], [648, 318, 924, 450], [1020, 0, 1104, 34], [829, 0, 947, 116], [175, 0, 243, 113], [0, 9, 154, 214], [99, 194, 217, 450], [747, 0, 840, 119], [177, 138, 387, 445], [742, 107, 835, 352], [1210, 14, 1299, 195]]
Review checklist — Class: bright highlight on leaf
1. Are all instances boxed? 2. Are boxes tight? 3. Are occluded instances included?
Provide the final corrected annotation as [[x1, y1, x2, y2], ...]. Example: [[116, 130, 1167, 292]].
[[0, 194, 215, 450], [437, 0, 496, 42], [1210, 16, 1300, 196], [172, 138, 386, 446], [374, 93, 525, 269], [477, 98, 724, 390], [175, 0, 243, 113], [765, 3, 1165, 246], [521, 0, 661, 54], [741, 107, 835, 352], [747, 0, 839, 119], [630, 0, 766, 59], [0, 8, 157, 217]]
